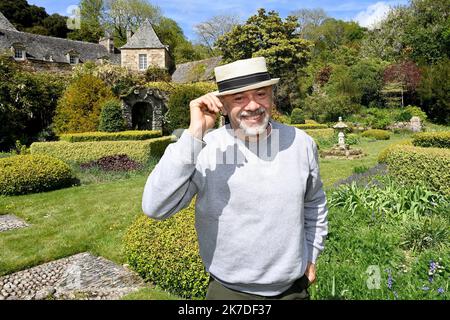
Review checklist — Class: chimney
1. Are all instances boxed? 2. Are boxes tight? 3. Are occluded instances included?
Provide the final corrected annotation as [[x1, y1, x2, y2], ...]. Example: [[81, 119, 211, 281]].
[[99, 31, 115, 53], [126, 28, 133, 41]]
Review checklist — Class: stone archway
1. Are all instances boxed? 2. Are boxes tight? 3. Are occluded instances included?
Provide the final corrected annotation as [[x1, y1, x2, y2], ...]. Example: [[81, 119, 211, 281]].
[[121, 87, 168, 131]]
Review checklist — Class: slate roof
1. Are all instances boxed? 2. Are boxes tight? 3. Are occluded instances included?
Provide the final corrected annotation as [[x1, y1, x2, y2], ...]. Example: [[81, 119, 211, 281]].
[[0, 11, 16, 31], [120, 20, 166, 49], [0, 28, 120, 64], [172, 56, 222, 83]]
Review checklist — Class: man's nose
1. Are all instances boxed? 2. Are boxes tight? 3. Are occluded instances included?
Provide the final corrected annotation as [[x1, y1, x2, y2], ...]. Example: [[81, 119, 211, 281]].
[[244, 98, 261, 111]]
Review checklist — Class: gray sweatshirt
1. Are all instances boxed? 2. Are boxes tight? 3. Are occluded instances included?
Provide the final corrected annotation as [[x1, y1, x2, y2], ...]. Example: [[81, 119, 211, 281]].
[[142, 120, 328, 296]]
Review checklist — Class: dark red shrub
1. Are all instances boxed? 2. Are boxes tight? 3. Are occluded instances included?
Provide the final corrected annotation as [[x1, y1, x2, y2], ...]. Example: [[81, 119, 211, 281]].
[[80, 154, 142, 171]]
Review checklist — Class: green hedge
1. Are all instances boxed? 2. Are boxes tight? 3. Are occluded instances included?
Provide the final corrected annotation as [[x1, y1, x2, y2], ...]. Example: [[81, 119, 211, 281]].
[[124, 200, 209, 299], [292, 123, 328, 130], [303, 128, 335, 140], [145, 81, 217, 94], [382, 145, 450, 196], [412, 131, 450, 149], [378, 139, 413, 163], [59, 130, 162, 142], [362, 129, 391, 140], [0, 154, 75, 195], [30, 137, 173, 165]]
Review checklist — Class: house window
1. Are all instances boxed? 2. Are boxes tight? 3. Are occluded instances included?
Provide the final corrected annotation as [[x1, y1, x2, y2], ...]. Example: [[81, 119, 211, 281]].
[[14, 48, 24, 60], [139, 54, 148, 71], [69, 55, 78, 64]]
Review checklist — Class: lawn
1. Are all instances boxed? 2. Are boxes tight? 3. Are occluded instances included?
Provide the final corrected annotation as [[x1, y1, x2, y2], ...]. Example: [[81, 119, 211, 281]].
[[1, 130, 446, 300]]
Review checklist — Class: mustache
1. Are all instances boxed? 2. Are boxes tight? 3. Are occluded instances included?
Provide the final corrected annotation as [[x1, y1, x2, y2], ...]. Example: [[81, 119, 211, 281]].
[[240, 107, 265, 117]]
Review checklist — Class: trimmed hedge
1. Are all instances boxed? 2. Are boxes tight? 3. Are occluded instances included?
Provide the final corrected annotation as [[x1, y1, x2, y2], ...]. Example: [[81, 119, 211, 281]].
[[124, 200, 209, 299], [0, 154, 75, 195], [30, 137, 173, 165], [59, 130, 162, 142], [362, 129, 391, 140], [145, 81, 217, 94], [412, 131, 450, 149], [303, 128, 335, 140], [292, 124, 328, 130], [381, 145, 450, 196], [378, 139, 413, 163]]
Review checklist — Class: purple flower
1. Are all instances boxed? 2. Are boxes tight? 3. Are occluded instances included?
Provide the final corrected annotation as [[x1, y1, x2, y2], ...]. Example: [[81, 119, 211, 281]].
[[386, 269, 393, 290], [422, 286, 430, 291], [437, 288, 444, 294], [429, 276, 434, 283]]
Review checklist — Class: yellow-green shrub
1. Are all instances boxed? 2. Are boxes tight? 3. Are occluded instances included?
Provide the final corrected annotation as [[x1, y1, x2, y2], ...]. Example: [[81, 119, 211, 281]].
[[382, 145, 450, 196], [53, 74, 115, 134], [378, 139, 413, 163], [124, 200, 208, 299], [292, 124, 328, 130], [362, 129, 391, 140], [412, 131, 450, 149], [0, 154, 75, 195], [146, 81, 217, 94], [59, 130, 162, 142], [30, 137, 173, 165], [303, 128, 335, 140]]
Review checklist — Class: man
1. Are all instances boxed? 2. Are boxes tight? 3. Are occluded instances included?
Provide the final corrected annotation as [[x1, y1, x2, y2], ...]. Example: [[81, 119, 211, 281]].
[[142, 57, 328, 300]]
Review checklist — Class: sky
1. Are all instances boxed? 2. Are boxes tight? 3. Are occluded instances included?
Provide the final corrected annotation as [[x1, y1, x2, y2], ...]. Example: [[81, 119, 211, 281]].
[[26, 0, 409, 41]]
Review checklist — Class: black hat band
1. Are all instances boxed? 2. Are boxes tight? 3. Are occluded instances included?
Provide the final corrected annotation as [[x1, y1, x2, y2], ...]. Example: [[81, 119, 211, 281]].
[[217, 72, 271, 92]]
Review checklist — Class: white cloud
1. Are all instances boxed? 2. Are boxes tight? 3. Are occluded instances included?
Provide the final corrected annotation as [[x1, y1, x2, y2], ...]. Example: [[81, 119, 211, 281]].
[[354, 2, 392, 29]]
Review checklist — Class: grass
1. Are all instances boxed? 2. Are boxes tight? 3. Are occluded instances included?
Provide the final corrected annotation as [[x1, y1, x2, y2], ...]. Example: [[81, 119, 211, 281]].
[[1, 130, 447, 300], [319, 133, 410, 188]]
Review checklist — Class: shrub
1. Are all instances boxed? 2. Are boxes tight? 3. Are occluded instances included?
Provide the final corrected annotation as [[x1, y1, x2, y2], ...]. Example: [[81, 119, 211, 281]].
[[378, 139, 413, 163], [382, 145, 450, 196], [59, 130, 162, 142], [361, 129, 391, 140], [146, 82, 217, 95], [290, 108, 305, 124], [165, 85, 208, 135], [270, 108, 291, 124], [405, 105, 427, 121], [30, 137, 173, 165], [346, 133, 360, 145], [0, 154, 75, 195], [98, 99, 126, 132], [412, 131, 450, 149], [303, 128, 335, 149], [145, 66, 171, 82], [0, 54, 68, 151], [124, 201, 209, 299], [53, 74, 115, 134], [292, 124, 328, 130], [80, 154, 142, 171]]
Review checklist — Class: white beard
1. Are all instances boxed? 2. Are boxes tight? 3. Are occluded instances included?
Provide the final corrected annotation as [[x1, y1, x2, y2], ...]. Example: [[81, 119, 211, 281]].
[[238, 110, 270, 136]]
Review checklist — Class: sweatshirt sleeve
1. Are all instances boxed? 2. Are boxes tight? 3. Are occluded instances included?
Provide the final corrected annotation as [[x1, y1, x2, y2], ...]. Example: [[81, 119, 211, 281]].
[[304, 138, 328, 264], [142, 130, 205, 220]]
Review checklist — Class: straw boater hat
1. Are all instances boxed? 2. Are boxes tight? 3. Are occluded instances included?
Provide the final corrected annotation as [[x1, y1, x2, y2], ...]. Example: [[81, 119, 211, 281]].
[[213, 57, 279, 96]]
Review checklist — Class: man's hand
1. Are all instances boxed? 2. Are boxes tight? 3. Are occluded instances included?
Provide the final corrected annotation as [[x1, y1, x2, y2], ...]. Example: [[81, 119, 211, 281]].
[[188, 93, 224, 139], [305, 262, 316, 285]]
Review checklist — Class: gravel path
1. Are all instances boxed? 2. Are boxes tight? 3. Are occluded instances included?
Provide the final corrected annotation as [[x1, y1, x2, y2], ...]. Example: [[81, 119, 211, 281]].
[[0, 252, 145, 300], [0, 214, 30, 232]]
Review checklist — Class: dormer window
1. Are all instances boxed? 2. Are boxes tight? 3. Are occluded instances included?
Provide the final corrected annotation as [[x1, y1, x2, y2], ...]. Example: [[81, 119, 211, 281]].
[[12, 44, 26, 61], [69, 55, 78, 64], [66, 51, 79, 65]]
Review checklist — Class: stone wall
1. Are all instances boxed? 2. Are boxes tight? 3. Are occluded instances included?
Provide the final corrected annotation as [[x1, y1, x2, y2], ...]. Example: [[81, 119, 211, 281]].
[[120, 48, 168, 72]]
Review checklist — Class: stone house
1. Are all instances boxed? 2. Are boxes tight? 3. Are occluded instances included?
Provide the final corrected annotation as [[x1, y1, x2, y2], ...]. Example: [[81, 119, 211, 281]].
[[0, 11, 172, 73]]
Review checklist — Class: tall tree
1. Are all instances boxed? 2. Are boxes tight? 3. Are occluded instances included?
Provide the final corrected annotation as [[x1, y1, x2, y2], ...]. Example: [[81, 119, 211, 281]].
[[68, 0, 105, 43], [216, 9, 313, 112], [194, 14, 241, 53], [290, 8, 329, 38], [104, 0, 162, 47]]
